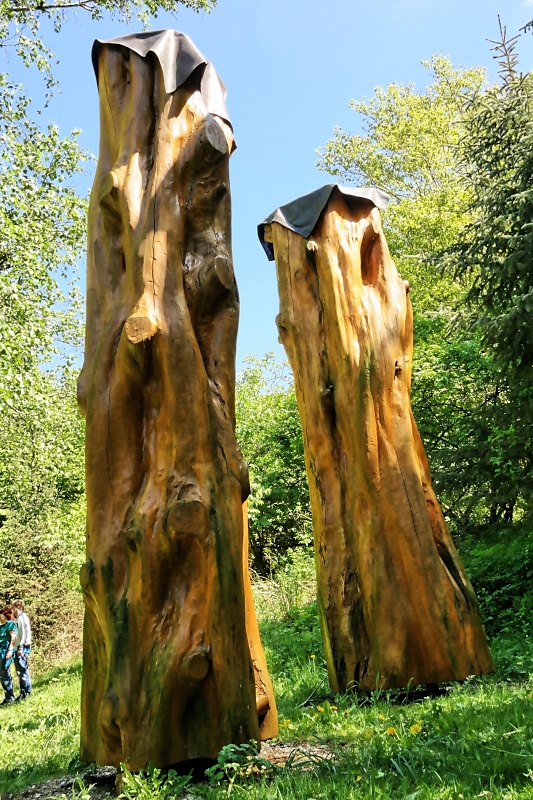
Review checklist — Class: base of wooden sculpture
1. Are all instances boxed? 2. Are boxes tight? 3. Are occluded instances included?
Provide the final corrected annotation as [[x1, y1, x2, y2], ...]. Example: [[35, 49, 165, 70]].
[[266, 190, 494, 692]]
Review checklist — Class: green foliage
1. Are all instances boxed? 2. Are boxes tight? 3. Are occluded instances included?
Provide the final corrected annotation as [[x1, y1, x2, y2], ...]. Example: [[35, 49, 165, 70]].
[[44, 777, 95, 800], [459, 525, 533, 645], [204, 741, 278, 789], [236, 355, 312, 573], [0, 50, 88, 534], [316, 55, 485, 311], [0, 0, 94, 664], [252, 547, 316, 622], [0, 75, 87, 387], [0, 0, 216, 85], [316, 54, 484, 199], [119, 762, 193, 799], [412, 328, 532, 529], [443, 29, 533, 416], [0, 371, 85, 517], [261, 600, 325, 713], [0, 664, 82, 795], [0, 76, 87, 658], [0, 498, 85, 662]]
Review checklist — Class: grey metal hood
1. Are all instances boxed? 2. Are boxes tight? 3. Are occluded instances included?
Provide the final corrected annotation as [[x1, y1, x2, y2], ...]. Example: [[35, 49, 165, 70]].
[[258, 184, 390, 261], [92, 30, 232, 132]]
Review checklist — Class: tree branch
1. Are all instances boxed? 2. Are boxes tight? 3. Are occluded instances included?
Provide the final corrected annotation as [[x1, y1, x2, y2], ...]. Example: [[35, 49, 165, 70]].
[[9, 0, 96, 13]]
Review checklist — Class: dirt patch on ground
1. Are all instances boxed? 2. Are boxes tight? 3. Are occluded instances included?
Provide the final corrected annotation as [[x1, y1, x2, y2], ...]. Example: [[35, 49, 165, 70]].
[[3, 767, 117, 800], [3, 742, 338, 799]]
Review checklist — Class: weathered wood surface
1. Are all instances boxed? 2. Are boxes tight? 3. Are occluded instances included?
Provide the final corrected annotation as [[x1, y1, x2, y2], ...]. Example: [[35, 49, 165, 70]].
[[266, 190, 494, 692], [242, 502, 278, 740], [78, 42, 275, 770]]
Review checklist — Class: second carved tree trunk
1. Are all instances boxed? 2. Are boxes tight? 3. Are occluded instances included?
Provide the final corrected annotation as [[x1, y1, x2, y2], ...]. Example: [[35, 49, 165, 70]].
[[264, 189, 494, 692]]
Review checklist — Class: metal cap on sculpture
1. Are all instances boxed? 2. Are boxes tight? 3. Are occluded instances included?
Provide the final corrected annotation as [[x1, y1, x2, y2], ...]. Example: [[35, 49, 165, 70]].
[[257, 184, 390, 261]]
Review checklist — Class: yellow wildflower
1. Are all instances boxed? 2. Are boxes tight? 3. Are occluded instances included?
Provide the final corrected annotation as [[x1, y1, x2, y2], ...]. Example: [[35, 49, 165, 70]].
[[356, 775, 362, 782], [317, 706, 324, 713], [410, 723, 422, 735], [330, 705, 338, 711], [310, 654, 316, 659], [386, 726, 396, 736], [378, 713, 385, 720]]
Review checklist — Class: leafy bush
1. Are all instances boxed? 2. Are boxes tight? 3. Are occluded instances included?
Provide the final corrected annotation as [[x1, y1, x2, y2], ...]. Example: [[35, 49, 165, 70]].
[[236, 355, 312, 573], [0, 500, 85, 665], [119, 762, 193, 799], [459, 524, 533, 642], [252, 547, 316, 621]]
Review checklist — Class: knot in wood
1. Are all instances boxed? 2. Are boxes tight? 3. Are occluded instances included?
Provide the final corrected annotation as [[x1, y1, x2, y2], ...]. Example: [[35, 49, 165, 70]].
[[183, 648, 210, 681], [79, 559, 95, 592], [166, 497, 207, 539]]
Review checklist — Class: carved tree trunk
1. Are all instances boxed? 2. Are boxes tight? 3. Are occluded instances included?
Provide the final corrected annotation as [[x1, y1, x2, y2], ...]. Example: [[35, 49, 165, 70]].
[[265, 190, 494, 693], [78, 41, 276, 770]]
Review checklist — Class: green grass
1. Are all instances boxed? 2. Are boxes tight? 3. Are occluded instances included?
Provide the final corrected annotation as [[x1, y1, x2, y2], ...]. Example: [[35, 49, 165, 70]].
[[0, 663, 83, 795], [1, 593, 532, 800]]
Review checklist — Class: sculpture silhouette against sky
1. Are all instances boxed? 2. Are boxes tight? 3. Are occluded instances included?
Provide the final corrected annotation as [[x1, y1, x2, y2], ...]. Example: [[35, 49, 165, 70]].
[[78, 31, 276, 770], [260, 186, 494, 692]]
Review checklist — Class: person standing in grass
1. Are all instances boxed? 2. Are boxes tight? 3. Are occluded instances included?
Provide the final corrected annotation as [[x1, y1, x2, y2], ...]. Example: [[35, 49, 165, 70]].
[[13, 599, 32, 701], [0, 607, 17, 706]]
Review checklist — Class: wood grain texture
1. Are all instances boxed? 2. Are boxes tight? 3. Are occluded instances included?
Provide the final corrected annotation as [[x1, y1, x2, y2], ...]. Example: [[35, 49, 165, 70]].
[[242, 502, 278, 740], [78, 43, 275, 769], [268, 189, 494, 693]]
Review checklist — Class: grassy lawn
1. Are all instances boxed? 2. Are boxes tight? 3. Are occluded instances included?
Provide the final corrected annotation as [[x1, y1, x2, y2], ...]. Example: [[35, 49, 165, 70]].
[[0, 599, 532, 799]]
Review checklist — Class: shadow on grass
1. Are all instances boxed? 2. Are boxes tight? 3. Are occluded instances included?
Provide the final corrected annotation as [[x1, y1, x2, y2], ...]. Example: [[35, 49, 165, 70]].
[[260, 601, 532, 709], [0, 758, 77, 797], [33, 661, 82, 690]]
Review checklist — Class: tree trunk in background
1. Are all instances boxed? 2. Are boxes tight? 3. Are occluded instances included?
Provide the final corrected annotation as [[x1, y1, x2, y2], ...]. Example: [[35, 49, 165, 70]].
[[265, 190, 494, 693], [78, 42, 275, 770]]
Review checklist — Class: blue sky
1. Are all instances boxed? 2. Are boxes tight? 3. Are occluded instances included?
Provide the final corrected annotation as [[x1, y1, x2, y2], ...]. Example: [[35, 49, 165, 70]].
[[5, 0, 533, 369]]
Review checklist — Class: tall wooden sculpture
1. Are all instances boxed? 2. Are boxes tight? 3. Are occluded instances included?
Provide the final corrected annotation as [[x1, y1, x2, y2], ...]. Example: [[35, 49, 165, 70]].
[[78, 31, 276, 770], [259, 186, 494, 693]]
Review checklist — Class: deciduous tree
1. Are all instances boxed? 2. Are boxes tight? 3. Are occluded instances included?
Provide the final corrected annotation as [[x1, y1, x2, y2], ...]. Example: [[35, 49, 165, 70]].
[[316, 55, 485, 313], [236, 355, 311, 574], [0, 0, 216, 83]]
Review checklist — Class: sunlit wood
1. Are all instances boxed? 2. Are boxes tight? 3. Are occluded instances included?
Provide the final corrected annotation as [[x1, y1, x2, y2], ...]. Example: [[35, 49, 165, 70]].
[[78, 42, 276, 770], [267, 190, 494, 692]]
